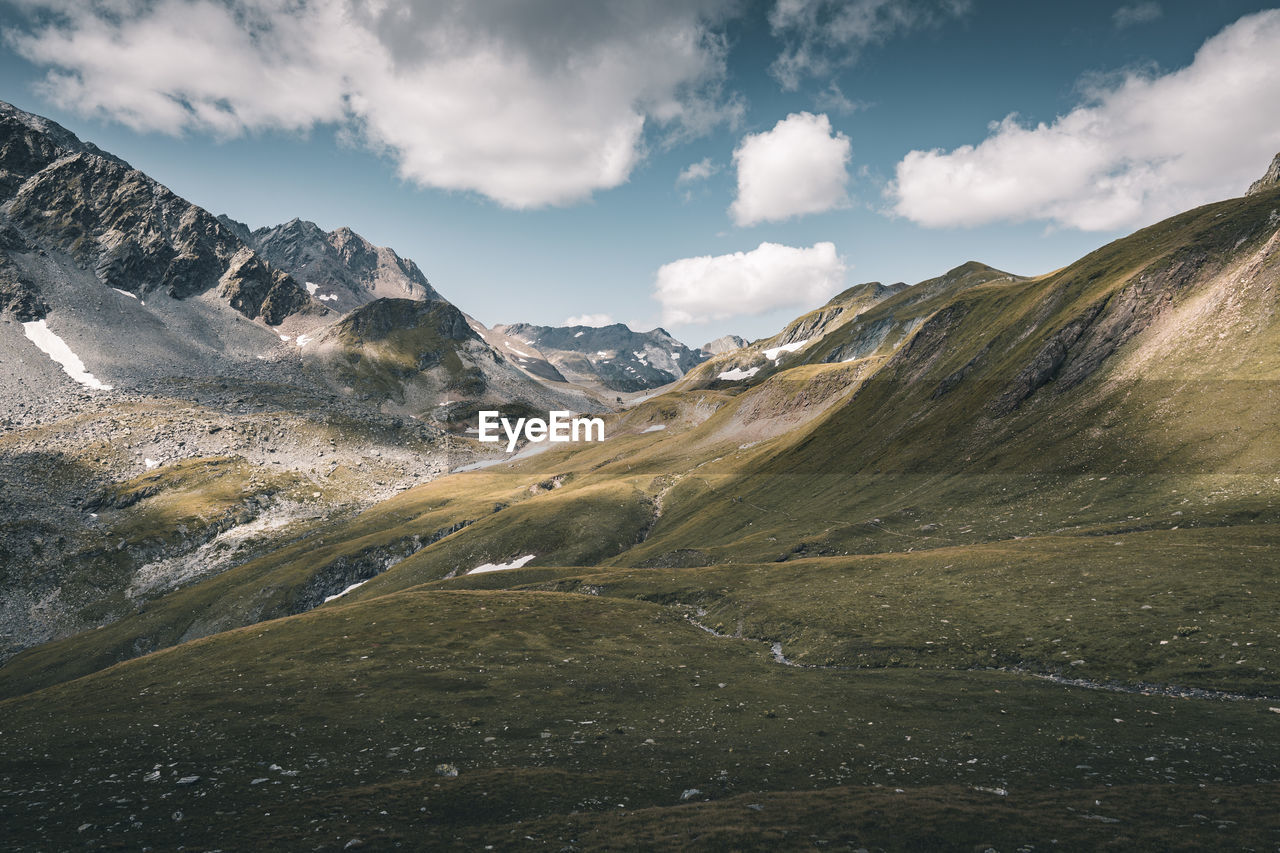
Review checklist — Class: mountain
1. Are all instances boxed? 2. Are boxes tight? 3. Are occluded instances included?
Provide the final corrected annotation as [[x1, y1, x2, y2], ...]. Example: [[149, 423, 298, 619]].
[[0, 99, 598, 669], [2, 102, 1279, 851], [701, 332, 747, 354], [467, 319, 572, 384], [303, 296, 603, 424], [0, 103, 313, 328], [492, 321, 708, 392], [0, 98, 607, 420], [0, 99, 327, 404], [0, 100, 480, 667], [685, 277, 912, 388], [233, 216, 440, 313]]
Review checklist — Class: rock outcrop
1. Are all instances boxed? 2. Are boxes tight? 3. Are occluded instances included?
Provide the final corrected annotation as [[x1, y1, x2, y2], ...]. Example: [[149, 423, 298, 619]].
[[1246, 152, 1280, 196]]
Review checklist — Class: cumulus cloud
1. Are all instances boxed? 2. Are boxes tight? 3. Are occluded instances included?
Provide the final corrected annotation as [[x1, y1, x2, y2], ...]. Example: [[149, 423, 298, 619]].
[[565, 314, 616, 327], [654, 241, 846, 325], [1113, 2, 1162, 29], [676, 157, 719, 184], [769, 0, 969, 89], [4, 0, 740, 208], [730, 112, 851, 226], [890, 10, 1280, 231]]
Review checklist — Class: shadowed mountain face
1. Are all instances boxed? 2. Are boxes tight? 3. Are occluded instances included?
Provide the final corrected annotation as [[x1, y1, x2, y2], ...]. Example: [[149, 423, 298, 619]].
[[493, 321, 708, 392], [2, 99, 1279, 851]]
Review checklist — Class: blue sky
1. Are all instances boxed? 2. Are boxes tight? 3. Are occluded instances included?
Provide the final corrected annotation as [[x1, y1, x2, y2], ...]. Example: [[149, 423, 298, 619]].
[[2, 1, 1279, 345]]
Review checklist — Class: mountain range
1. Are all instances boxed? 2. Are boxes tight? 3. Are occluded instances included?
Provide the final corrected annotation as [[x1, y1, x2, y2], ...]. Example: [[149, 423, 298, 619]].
[[2, 99, 1279, 850], [492, 321, 708, 393]]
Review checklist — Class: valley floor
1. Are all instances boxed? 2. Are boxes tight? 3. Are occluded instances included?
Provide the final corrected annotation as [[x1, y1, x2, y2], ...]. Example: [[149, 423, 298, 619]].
[[2, 546, 1278, 851]]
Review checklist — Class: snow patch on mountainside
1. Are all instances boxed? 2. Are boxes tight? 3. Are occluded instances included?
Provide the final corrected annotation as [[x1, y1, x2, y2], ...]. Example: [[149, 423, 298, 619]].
[[763, 339, 808, 361], [324, 579, 369, 603], [718, 366, 759, 381], [469, 554, 537, 574], [304, 280, 338, 302], [21, 320, 113, 390]]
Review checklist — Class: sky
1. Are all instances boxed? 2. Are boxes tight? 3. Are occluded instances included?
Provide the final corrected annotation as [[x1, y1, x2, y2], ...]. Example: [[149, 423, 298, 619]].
[[2, 1, 1279, 345]]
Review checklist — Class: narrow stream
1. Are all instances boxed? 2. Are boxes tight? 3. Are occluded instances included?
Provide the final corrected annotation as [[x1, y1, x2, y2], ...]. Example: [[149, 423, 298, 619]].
[[682, 609, 1278, 704]]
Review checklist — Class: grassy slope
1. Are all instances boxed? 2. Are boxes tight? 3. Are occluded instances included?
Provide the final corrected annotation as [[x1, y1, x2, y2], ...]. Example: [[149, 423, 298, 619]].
[[618, 190, 1280, 564], [436, 524, 1280, 693], [1, 586, 1276, 850]]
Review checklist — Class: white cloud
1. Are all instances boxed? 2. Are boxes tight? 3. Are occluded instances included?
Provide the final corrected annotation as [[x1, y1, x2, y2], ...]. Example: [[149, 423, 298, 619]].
[[677, 157, 719, 184], [889, 10, 1280, 231], [769, 0, 969, 89], [654, 241, 846, 325], [1113, 2, 1162, 29], [565, 314, 616, 327], [814, 82, 861, 115], [5, 0, 740, 209], [730, 112, 851, 226]]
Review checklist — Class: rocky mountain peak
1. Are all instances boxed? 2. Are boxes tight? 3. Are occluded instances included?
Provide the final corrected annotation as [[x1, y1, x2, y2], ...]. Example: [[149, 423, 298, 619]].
[[701, 334, 746, 355], [1246, 152, 1280, 196], [244, 219, 437, 311], [0, 101, 129, 190], [492, 321, 707, 392], [214, 214, 252, 244], [0, 101, 314, 325]]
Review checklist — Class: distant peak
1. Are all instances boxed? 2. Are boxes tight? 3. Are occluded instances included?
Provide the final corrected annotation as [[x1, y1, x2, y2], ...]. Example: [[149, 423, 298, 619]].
[[328, 226, 374, 249], [249, 218, 329, 245], [1246, 152, 1280, 196], [701, 334, 746, 355], [946, 260, 994, 276], [282, 217, 324, 233], [825, 281, 883, 306]]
